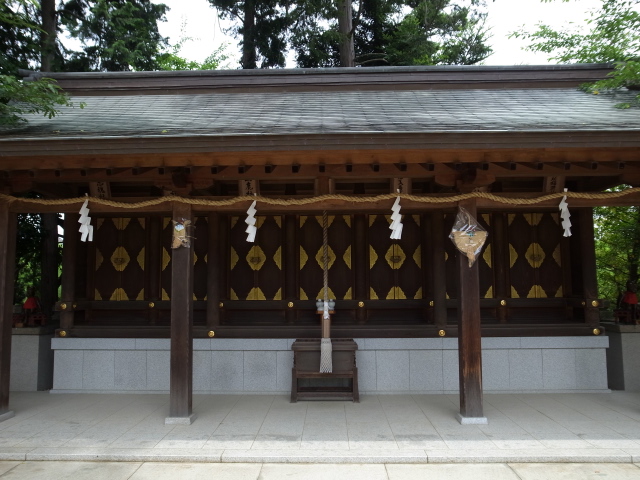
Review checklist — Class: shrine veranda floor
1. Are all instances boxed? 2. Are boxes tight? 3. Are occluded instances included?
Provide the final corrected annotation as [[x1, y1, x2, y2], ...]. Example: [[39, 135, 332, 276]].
[[0, 391, 639, 464]]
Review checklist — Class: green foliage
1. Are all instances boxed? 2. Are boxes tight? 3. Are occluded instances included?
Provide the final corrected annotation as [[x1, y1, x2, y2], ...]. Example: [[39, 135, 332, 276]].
[[512, 0, 640, 108], [157, 31, 229, 71], [384, 1, 492, 66], [0, 74, 78, 127], [14, 212, 45, 304], [210, 0, 492, 68], [59, 0, 169, 71], [594, 190, 640, 315], [0, 0, 41, 75], [209, 0, 291, 69]]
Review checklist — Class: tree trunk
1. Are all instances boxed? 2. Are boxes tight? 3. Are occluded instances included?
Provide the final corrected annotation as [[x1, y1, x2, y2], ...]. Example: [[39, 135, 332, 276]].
[[241, 0, 257, 69], [40, 0, 56, 72], [337, 0, 355, 67]]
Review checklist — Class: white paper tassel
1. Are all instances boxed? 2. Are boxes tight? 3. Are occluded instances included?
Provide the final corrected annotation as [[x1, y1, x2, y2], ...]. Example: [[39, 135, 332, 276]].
[[559, 188, 572, 237], [245, 200, 257, 242], [78, 198, 93, 242], [319, 338, 333, 373], [389, 196, 403, 240]]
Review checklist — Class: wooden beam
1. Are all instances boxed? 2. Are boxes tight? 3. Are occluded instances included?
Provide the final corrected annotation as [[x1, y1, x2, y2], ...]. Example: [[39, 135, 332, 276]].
[[0, 202, 16, 420], [492, 213, 509, 323], [578, 208, 600, 326], [456, 199, 486, 423], [206, 213, 221, 329], [284, 215, 297, 325], [59, 214, 78, 330], [146, 216, 162, 325], [353, 214, 367, 324], [431, 211, 447, 329], [167, 202, 196, 424]]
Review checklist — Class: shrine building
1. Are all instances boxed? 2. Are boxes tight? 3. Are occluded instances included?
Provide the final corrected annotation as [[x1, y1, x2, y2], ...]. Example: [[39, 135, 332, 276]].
[[1, 64, 639, 424]]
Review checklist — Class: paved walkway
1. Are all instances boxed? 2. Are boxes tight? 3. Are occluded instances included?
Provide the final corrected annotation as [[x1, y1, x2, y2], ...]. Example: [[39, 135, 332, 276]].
[[0, 461, 639, 479], [0, 392, 639, 464]]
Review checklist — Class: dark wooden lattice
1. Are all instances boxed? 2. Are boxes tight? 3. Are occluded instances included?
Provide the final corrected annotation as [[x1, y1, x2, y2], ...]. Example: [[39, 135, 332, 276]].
[[298, 215, 353, 301], [228, 215, 283, 300]]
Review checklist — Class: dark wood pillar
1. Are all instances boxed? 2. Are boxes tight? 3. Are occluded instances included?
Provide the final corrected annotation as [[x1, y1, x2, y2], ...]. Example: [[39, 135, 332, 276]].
[[206, 212, 221, 328], [431, 211, 447, 330], [40, 213, 59, 320], [353, 214, 367, 324], [578, 208, 600, 326], [147, 216, 162, 325], [167, 203, 196, 424], [60, 213, 78, 331], [456, 199, 486, 424], [284, 215, 297, 325], [493, 213, 509, 323], [0, 203, 17, 420]]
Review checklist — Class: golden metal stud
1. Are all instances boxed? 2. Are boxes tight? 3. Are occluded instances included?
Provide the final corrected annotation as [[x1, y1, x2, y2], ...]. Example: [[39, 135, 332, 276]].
[[60, 303, 67, 310], [288, 302, 294, 308], [582, 301, 586, 306], [429, 300, 434, 307], [208, 330, 215, 338], [438, 330, 446, 337], [148, 302, 155, 308], [591, 300, 599, 308], [500, 299, 507, 307], [219, 302, 224, 308], [358, 301, 364, 308], [593, 328, 601, 336], [72, 303, 77, 309], [59, 330, 67, 337]]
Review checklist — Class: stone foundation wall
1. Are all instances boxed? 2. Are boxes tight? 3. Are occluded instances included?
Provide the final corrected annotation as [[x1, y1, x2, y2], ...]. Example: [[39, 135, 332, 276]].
[[49, 336, 609, 394]]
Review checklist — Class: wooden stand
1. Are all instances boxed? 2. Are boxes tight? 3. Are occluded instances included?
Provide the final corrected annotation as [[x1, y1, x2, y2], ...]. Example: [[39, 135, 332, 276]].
[[291, 339, 359, 402]]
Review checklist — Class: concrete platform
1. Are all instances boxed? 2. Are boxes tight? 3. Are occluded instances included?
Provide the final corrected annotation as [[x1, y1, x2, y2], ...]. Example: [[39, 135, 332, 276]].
[[0, 392, 639, 464], [0, 461, 638, 479]]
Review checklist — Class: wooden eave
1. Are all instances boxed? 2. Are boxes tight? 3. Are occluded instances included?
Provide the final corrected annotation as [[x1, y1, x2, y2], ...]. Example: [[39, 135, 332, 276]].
[[22, 64, 614, 95], [1, 130, 639, 159]]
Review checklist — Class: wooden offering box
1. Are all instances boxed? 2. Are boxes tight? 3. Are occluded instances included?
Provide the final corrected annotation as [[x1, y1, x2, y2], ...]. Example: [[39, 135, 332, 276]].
[[291, 339, 359, 402]]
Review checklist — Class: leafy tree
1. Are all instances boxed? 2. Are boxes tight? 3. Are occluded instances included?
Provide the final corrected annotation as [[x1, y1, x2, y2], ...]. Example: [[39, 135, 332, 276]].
[[59, 0, 169, 71], [208, 0, 291, 69], [384, 1, 492, 66], [594, 193, 640, 316], [283, 0, 491, 68], [157, 29, 229, 71], [512, 0, 640, 108], [0, 74, 75, 126], [0, 0, 76, 127]]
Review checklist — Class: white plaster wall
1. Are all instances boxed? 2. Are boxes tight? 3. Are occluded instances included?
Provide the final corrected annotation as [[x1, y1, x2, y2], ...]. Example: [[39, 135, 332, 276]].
[[50, 336, 610, 394]]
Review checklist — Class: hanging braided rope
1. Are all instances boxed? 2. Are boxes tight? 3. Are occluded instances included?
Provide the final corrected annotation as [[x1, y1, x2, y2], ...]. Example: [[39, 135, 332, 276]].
[[319, 209, 332, 374], [1, 189, 639, 209]]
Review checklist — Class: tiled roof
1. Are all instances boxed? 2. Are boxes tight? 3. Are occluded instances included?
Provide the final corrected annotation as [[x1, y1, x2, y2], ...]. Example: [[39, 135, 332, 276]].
[[1, 87, 638, 141]]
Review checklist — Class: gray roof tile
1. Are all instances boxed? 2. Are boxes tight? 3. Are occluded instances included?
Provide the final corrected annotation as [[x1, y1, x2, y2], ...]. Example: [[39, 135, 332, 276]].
[[1, 87, 638, 140]]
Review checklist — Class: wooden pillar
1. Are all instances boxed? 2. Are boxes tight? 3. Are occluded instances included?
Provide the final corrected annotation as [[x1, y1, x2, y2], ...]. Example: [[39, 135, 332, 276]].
[[206, 212, 221, 328], [0, 203, 17, 420], [166, 203, 196, 425], [578, 208, 600, 326], [493, 213, 509, 323], [284, 215, 297, 325], [147, 216, 162, 325], [353, 214, 367, 324], [40, 213, 59, 320], [60, 214, 78, 330], [456, 199, 486, 424], [431, 211, 447, 329]]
